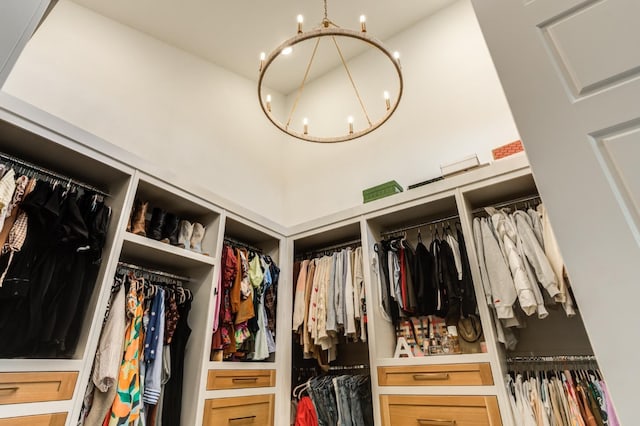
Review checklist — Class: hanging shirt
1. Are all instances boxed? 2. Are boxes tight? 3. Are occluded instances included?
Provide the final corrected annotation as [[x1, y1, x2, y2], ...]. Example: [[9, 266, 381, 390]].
[[292, 260, 310, 331], [344, 249, 357, 337], [143, 287, 165, 405], [326, 253, 338, 333], [445, 233, 463, 280]]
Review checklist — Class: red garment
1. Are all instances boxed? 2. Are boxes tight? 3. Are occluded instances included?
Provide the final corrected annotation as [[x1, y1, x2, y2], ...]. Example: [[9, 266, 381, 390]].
[[295, 396, 318, 426]]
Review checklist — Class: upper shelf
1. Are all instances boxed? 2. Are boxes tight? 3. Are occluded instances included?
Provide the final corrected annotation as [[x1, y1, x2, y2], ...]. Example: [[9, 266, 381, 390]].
[[121, 231, 215, 275]]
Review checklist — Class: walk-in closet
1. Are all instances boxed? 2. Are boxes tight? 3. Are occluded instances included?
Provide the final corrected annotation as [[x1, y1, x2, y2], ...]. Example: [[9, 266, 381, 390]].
[[1, 0, 636, 425]]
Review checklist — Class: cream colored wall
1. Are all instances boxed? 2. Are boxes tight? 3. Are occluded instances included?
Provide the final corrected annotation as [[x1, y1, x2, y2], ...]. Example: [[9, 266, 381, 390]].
[[282, 0, 520, 225], [2, 0, 288, 222], [3, 0, 519, 227]]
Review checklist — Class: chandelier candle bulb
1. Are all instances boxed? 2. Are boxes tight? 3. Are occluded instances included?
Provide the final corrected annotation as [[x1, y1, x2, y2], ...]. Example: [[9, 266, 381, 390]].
[[384, 91, 391, 110], [297, 14, 304, 33], [303, 118, 309, 135], [360, 15, 367, 32], [259, 52, 266, 71], [266, 94, 272, 112], [348, 116, 354, 134]]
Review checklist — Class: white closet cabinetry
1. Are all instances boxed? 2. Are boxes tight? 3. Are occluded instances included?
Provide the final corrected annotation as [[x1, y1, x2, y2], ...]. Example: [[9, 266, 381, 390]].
[[1, 94, 599, 426]]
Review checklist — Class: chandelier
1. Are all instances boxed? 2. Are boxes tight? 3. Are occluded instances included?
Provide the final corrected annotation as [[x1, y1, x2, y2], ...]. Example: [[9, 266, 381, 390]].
[[257, 0, 404, 143]]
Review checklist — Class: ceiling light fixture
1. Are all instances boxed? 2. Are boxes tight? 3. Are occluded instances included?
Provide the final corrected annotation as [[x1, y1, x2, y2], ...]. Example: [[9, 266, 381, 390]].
[[257, 0, 403, 143]]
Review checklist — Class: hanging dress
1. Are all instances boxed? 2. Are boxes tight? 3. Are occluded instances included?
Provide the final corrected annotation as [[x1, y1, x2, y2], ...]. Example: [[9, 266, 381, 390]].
[[108, 275, 144, 425]]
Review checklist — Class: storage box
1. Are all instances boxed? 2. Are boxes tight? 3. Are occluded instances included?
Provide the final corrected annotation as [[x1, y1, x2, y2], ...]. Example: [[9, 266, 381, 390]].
[[440, 154, 480, 177], [362, 180, 403, 203], [492, 140, 524, 160]]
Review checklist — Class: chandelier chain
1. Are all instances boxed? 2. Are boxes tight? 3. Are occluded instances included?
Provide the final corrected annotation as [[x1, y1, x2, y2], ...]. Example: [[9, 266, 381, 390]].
[[323, 0, 328, 21], [286, 37, 322, 129], [331, 36, 372, 126]]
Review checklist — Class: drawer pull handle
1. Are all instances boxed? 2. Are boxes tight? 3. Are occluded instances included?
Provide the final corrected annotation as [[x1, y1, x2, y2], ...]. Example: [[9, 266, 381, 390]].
[[0, 386, 19, 393], [412, 373, 449, 381], [228, 415, 256, 424], [231, 377, 259, 383], [418, 419, 456, 426]]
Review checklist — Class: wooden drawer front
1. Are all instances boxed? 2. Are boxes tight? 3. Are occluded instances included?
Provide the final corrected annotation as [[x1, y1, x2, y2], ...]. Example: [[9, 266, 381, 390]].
[[0, 372, 77, 405], [207, 369, 275, 390], [378, 363, 493, 386], [0, 412, 67, 426], [203, 394, 274, 426], [380, 395, 502, 426]]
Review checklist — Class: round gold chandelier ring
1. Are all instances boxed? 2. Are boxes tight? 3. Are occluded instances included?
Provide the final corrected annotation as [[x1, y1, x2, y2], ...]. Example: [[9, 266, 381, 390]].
[[258, 26, 404, 143]]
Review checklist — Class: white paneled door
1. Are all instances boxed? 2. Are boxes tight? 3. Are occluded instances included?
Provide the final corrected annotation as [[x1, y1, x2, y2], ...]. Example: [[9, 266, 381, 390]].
[[471, 0, 639, 423]]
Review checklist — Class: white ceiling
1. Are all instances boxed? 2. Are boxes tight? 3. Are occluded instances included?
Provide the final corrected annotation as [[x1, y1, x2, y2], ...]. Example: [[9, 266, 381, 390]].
[[70, 0, 456, 94]]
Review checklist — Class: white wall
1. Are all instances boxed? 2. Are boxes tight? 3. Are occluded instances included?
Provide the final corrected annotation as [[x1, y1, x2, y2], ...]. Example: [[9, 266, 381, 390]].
[[282, 0, 520, 225], [3, 0, 519, 227], [2, 0, 287, 223]]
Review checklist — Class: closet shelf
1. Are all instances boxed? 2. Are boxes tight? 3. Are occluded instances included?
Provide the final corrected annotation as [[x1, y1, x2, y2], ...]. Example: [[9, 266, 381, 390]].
[[0, 359, 84, 373], [121, 232, 216, 270], [376, 353, 491, 367]]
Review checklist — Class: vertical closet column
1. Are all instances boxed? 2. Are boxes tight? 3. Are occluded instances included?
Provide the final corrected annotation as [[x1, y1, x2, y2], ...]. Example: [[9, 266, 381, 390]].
[[0, 116, 132, 424], [364, 192, 500, 426], [289, 220, 374, 426], [458, 171, 620, 425], [203, 215, 283, 426], [78, 174, 221, 426]]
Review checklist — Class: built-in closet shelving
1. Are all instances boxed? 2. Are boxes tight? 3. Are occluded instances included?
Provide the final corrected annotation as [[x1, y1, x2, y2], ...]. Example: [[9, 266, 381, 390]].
[[116, 173, 222, 426], [0, 93, 615, 425], [0, 113, 133, 424], [202, 214, 284, 426], [289, 220, 375, 425]]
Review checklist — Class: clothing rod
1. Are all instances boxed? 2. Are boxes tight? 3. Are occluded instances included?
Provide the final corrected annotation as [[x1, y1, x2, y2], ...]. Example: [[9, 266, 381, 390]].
[[380, 213, 460, 237], [0, 152, 110, 197], [117, 262, 191, 282], [223, 237, 262, 253], [506, 355, 596, 363], [299, 238, 362, 257], [472, 194, 541, 215], [327, 364, 369, 371]]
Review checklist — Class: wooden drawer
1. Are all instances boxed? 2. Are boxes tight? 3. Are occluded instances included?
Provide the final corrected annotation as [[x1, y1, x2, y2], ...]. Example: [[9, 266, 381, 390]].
[[0, 413, 67, 426], [206, 369, 275, 390], [203, 394, 274, 426], [378, 363, 493, 386], [380, 395, 502, 426], [0, 372, 77, 405]]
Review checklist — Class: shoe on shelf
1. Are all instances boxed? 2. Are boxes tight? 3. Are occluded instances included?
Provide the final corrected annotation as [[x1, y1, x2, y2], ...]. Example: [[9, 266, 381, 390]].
[[131, 200, 148, 237], [148, 207, 166, 241], [190, 222, 206, 253], [178, 220, 193, 249], [161, 213, 179, 245]]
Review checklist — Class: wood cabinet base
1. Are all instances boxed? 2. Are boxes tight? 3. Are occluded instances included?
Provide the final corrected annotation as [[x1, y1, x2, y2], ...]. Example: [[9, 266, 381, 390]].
[[380, 395, 502, 426], [0, 413, 66, 426], [203, 394, 274, 426]]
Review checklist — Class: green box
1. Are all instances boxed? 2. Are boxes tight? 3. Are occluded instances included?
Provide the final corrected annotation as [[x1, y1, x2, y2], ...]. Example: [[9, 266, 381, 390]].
[[362, 180, 403, 203]]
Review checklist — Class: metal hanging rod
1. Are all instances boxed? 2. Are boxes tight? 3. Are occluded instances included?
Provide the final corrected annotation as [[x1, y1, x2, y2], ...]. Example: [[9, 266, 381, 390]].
[[0, 152, 110, 197], [117, 262, 191, 282], [298, 238, 361, 258], [223, 237, 263, 253], [473, 194, 541, 215], [380, 213, 460, 237], [506, 355, 597, 364], [328, 364, 369, 371]]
